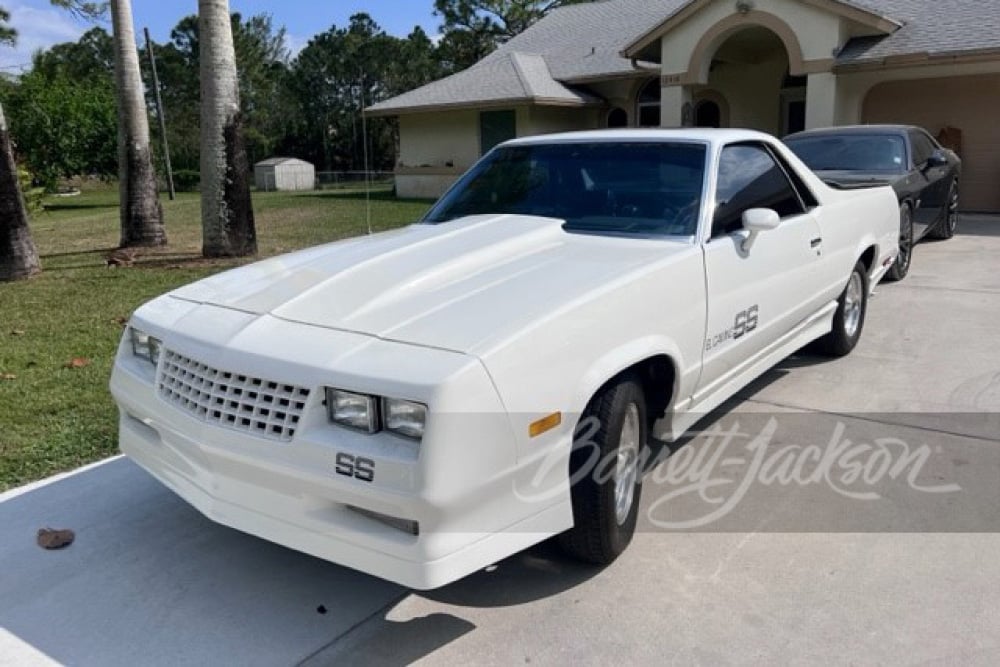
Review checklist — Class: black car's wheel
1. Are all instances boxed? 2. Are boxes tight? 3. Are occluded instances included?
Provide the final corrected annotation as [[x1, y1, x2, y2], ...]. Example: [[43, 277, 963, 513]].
[[559, 376, 646, 565], [930, 180, 960, 240], [819, 261, 869, 357], [885, 203, 913, 282]]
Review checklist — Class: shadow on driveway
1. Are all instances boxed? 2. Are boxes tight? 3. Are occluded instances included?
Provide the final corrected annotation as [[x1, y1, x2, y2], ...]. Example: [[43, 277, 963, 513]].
[[0, 457, 602, 666]]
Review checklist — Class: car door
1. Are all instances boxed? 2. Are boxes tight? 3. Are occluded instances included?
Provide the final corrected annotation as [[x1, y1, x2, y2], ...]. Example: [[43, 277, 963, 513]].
[[909, 130, 949, 234], [696, 142, 825, 404]]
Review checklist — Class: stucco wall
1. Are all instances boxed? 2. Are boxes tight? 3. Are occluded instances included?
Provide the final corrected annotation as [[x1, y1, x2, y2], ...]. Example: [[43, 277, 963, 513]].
[[398, 111, 482, 171], [863, 73, 1000, 211], [525, 106, 601, 135]]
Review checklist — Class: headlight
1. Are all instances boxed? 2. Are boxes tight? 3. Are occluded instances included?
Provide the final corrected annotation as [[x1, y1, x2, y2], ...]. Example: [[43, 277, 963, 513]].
[[130, 327, 162, 366], [383, 398, 427, 441], [326, 388, 379, 433]]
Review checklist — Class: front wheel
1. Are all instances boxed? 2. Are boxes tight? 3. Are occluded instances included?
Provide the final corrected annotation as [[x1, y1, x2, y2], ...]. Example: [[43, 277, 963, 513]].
[[818, 261, 869, 357], [559, 376, 646, 565], [930, 180, 959, 240]]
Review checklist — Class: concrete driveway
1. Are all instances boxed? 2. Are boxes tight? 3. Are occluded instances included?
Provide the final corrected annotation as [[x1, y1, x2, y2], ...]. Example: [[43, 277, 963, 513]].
[[2, 216, 999, 666]]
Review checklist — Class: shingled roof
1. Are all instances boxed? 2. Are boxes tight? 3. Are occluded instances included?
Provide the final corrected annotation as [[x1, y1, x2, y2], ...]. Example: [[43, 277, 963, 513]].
[[835, 0, 1000, 66], [368, 0, 1000, 116]]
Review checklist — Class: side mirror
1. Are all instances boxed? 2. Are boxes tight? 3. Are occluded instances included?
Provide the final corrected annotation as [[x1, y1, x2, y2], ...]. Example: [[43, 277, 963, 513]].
[[741, 208, 780, 252], [926, 150, 948, 168]]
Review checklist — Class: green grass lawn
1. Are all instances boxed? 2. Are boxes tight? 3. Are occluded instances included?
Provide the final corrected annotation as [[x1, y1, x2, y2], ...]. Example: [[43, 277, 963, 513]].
[[0, 186, 432, 491]]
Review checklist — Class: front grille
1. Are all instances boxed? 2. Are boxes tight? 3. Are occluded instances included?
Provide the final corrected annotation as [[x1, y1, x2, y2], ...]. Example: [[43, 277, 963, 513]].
[[158, 350, 310, 442]]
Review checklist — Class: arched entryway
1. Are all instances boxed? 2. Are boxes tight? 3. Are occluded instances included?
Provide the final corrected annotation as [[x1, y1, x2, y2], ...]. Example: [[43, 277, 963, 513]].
[[678, 13, 811, 136], [697, 26, 797, 135]]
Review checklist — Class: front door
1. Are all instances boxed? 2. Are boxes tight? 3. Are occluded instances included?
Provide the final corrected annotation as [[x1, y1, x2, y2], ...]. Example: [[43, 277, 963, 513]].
[[696, 143, 824, 403]]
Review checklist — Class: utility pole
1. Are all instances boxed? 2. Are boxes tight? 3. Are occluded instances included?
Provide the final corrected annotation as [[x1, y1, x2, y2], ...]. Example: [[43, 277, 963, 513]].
[[143, 27, 176, 200]]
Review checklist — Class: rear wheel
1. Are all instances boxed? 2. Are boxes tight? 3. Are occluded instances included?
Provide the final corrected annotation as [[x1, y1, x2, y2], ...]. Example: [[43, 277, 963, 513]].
[[930, 180, 959, 240], [819, 261, 869, 357], [559, 376, 646, 565], [885, 203, 913, 282]]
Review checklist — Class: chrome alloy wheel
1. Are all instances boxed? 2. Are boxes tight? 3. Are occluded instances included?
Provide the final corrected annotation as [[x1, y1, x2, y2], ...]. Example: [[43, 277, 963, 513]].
[[947, 185, 960, 234], [843, 272, 864, 338], [614, 403, 642, 525]]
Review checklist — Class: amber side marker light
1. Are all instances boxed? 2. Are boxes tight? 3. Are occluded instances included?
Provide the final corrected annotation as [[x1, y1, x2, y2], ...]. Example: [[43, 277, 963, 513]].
[[529, 412, 562, 438]]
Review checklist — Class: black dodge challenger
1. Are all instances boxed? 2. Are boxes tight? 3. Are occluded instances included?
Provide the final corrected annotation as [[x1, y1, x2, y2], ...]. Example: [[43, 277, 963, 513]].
[[784, 125, 962, 282]]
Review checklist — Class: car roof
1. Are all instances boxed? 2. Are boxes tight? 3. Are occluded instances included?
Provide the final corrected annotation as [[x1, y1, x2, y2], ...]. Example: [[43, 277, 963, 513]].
[[503, 128, 776, 148], [784, 125, 920, 140]]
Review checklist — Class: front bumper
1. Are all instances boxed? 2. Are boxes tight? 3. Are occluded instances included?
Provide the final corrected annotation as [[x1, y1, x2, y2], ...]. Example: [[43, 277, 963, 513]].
[[111, 304, 572, 589]]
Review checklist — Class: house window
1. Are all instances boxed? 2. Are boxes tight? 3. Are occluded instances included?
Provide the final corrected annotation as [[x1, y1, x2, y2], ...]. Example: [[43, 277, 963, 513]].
[[480, 110, 517, 155], [607, 107, 629, 128], [636, 79, 661, 127]]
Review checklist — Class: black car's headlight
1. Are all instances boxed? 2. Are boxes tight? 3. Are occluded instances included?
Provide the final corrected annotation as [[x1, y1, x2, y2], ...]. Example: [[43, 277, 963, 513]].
[[130, 327, 162, 367], [325, 387, 426, 441]]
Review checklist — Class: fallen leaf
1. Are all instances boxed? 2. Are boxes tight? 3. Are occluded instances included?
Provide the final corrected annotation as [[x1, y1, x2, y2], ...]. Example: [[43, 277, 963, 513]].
[[64, 358, 91, 369], [1, 373, 16, 381], [37, 528, 75, 550], [10, 329, 25, 336]]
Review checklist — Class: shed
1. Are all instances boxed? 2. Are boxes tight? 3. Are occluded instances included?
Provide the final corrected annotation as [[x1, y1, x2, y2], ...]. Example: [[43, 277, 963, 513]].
[[254, 158, 315, 192]]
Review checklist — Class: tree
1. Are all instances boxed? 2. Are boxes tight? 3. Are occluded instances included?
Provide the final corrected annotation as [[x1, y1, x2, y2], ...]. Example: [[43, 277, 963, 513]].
[[6, 29, 117, 188], [110, 0, 166, 247], [199, 0, 256, 257], [433, 0, 588, 71], [0, 11, 41, 281], [159, 13, 292, 171], [286, 15, 441, 172]]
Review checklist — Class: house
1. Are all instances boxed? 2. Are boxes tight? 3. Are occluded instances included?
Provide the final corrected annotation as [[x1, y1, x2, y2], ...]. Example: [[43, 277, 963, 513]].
[[254, 158, 316, 192], [368, 0, 1000, 211]]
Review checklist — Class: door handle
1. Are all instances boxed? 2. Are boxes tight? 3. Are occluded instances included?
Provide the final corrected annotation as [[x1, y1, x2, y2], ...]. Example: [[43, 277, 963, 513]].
[[810, 238, 823, 248]]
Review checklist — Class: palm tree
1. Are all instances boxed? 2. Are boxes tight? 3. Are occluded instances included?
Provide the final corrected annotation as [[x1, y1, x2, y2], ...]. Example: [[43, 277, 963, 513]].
[[0, 103, 41, 281], [199, 0, 256, 257], [110, 0, 166, 247], [0, 10, 40, 282]]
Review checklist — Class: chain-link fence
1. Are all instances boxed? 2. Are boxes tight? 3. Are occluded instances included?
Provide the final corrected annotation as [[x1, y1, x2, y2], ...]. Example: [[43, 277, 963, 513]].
[[315, 171, 395, 191]]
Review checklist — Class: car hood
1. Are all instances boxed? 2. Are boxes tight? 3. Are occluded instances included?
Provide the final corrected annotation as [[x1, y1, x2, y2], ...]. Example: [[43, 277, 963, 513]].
[[169, 215, 687, 355]]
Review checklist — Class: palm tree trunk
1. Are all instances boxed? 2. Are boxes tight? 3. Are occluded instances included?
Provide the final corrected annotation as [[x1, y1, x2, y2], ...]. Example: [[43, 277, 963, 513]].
[[110, 0, 166, 248], [199, 0, 256, 258], [0, 102, 41, 282]]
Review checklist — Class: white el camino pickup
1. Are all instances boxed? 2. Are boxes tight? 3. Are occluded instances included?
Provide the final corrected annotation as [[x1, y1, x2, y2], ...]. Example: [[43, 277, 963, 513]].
[[111, 129, 899, 589]]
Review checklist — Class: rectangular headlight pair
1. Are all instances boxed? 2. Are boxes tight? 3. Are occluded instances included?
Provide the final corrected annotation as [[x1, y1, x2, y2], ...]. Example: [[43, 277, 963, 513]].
[[326, 388, 427, 441], [130, 327, 162, 367]]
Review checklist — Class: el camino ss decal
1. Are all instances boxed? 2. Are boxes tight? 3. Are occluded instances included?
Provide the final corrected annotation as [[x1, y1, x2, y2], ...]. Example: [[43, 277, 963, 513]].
[[706, 306, 760, 351]]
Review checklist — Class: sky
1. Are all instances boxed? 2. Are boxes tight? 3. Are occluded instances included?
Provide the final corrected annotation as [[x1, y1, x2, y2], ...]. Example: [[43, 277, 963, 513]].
[[0, 0, 441, 72]]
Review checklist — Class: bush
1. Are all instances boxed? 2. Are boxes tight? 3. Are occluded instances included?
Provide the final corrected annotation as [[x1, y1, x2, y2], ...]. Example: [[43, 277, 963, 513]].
[[173, 169, 200, 192], [17, 166, 45, 214]]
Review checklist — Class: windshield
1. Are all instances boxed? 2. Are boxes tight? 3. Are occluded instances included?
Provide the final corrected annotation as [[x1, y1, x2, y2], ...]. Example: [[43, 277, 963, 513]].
[[423, 141, 707, 237], [785, 134, 907, 172]]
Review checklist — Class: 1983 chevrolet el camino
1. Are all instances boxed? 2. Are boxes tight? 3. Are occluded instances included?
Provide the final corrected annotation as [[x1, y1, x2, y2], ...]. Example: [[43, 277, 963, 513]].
[[111, 129, 899, 589]]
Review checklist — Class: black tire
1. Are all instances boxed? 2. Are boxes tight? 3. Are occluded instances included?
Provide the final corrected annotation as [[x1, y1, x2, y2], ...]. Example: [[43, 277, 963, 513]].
[[558, 376, 646, 565], [930, 180, 959, 240], [885, 203, 913, 282], [819, 261, 869, 357]]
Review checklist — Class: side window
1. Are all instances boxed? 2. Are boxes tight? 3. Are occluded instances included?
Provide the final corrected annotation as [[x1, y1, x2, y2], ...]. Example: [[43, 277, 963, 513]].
[[713, 144, 806, 237], [910, 132, 934, 166]]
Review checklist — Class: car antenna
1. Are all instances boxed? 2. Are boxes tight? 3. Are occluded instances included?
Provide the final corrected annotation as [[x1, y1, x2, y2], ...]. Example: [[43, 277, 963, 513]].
[[360, 72, 373, 236]]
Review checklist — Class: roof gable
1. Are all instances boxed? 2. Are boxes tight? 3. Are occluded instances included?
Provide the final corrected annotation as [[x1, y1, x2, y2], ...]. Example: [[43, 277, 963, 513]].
[[623, 0, 901, 60]]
